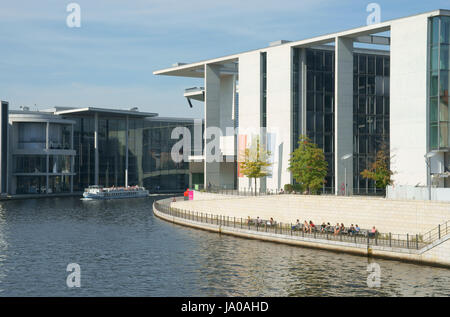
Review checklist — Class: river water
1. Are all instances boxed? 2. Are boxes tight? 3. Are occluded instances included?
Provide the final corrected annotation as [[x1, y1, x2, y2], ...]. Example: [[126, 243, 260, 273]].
[[0, 195, 449, 296]]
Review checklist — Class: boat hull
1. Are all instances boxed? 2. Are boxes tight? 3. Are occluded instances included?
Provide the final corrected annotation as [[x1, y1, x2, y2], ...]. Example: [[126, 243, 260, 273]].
[[82, 189, 149, 200]]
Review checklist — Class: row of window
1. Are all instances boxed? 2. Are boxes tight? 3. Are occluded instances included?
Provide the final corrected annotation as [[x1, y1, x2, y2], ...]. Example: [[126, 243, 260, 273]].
[[353, 75, 390, 96], [13, 155, 72, 174], [353, 54, 390, 77], [15, 175, 71, 195], [353, 95, 390, 116]]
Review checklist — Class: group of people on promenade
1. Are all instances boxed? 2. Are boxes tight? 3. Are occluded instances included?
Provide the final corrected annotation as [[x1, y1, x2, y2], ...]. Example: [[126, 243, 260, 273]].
[[249, 216, 276, 227], [292, 220, 378, 237], [247, 216, 378, 238]]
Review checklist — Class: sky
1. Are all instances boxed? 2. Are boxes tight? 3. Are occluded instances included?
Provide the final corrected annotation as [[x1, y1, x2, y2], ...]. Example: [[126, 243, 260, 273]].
[[0, 0, 449, 118]]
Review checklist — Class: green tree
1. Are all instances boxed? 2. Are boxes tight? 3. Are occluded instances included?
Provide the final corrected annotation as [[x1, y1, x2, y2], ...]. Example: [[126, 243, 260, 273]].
[[239, 136, 272, 195], [361, 144, 393, 190], [288, 135, 328, 194]]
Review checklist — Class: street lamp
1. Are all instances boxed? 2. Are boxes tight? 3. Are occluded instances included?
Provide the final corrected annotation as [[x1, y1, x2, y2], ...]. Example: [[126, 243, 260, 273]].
[[425, 151, 437, 201], [341, 153, 353, 196]]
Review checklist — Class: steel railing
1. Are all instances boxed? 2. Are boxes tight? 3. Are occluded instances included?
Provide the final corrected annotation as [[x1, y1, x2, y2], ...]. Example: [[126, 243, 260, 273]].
[[422, 220, 450, 244]]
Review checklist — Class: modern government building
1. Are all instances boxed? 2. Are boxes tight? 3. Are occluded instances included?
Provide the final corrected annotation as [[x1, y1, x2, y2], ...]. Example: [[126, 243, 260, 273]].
[[153, 9, 450, 200], [2, 9, 450, 200], [0, 102, 202, 196]]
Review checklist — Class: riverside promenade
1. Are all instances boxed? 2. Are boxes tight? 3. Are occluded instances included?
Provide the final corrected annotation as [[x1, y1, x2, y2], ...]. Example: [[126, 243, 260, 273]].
[[153, 191, 450, 267]]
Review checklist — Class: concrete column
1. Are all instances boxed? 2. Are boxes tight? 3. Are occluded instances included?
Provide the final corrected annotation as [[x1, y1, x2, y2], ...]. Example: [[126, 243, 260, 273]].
[[204, 64, 221, 188], [45, 122, 49, 150], [70, 160, 74, 193], [0, 101, 9, 194], [94, 112, 99, 185], [46, 122, 49, 193], [46, 154, 49, 194], [238, 52, 262, 192], [71, 123, 74, 150], [125, 115, 129, 188], [334, 37, 354, 195], [70, 123, 74, 193]]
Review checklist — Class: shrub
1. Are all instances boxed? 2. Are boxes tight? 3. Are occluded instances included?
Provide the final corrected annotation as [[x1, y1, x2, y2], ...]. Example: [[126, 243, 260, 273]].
[[293, 184, 303, 193], [284, 184, 293, 193]]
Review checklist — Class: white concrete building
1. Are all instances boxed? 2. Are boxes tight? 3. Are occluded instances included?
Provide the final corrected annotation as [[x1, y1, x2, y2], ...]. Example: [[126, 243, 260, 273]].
[[154, 9, 450, 199]]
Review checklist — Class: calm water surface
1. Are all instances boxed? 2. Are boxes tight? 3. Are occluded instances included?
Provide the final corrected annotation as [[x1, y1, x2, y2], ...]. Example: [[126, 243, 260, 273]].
[[0, 196, 449, 296]]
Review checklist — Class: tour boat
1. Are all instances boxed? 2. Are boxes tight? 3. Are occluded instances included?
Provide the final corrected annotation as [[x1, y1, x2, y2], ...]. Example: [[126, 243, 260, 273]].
[[82, 185, 149, 200]]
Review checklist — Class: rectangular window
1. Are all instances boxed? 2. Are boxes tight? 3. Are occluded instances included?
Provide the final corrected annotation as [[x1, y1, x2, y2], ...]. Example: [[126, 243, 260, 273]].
[[430, 124, 438, 148], [383, 57, 390, 77], [431, 71, 439, 96], [440, 45, 450, 70], [430, 97, 439, 122], [441, 16, 450, 44], [440, 70, 449, 97], [316, 93, 324, 112], [367, 76, 375, 95], [359, 55, 367, 74], [376, 56, 384, 76], [358, 76, 366, 95], [368, 56, 375, 75], [324, 94, 333, 113], [432, 17, 440, 45]]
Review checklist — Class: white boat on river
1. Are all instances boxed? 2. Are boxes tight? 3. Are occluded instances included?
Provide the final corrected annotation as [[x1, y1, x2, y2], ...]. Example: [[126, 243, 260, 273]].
[[82, 185, 149, 200]]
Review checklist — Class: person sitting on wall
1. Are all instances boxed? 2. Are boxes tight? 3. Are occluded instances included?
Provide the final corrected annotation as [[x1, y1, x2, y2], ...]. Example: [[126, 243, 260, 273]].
[[340, 223, 345, 234], [269, 217, 274, 227], [309, 220, 315, 233], [369, 226, 377, 238], [348, 224, 355, 235], [320, 222, 327, 232], [292, 219, 301, 230], [303, 221, 310, 233], [334, 223, 341, 235], [355, 224, 361, 235]]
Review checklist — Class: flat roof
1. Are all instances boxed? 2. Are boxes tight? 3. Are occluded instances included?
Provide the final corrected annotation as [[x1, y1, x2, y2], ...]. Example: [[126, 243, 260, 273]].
[[48, 107, 158, 118], [153, 9, 448, 78], [147, 116, 203, 123]]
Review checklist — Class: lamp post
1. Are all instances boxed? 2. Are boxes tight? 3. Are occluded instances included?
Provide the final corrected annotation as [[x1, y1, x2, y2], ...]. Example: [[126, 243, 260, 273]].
[[425, 151, 437, 201], [341, 153, 353, 196]]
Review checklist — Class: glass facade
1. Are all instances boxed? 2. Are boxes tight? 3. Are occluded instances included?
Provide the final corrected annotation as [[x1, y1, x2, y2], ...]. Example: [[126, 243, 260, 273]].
[[14, 155, 46, 173], [261, 52, 267, 128], [18, 122, 46, 150], [292, 48, 300, 151], [429, 16, 450, 150], [49, 124, 72, 149], [141, 120, 190, 192], [12, 120, 75, 195], [353, 53, 390, 194], [70, 115, 195, 193], [305, 48, 335, 193], [15, 176, 47, 194], [293, 47, 390, 194]]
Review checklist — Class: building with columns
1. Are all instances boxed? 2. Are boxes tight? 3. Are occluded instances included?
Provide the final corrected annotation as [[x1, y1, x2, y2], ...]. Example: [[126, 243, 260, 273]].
[[154, 9, 450, 198]]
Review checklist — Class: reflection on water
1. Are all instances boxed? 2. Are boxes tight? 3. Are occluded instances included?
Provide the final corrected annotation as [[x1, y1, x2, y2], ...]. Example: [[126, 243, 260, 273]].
[[0, 196, 448, 296]]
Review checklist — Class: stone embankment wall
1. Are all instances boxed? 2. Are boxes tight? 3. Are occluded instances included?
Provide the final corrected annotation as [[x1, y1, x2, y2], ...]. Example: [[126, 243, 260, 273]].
[[173, 192, 450, 235]]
